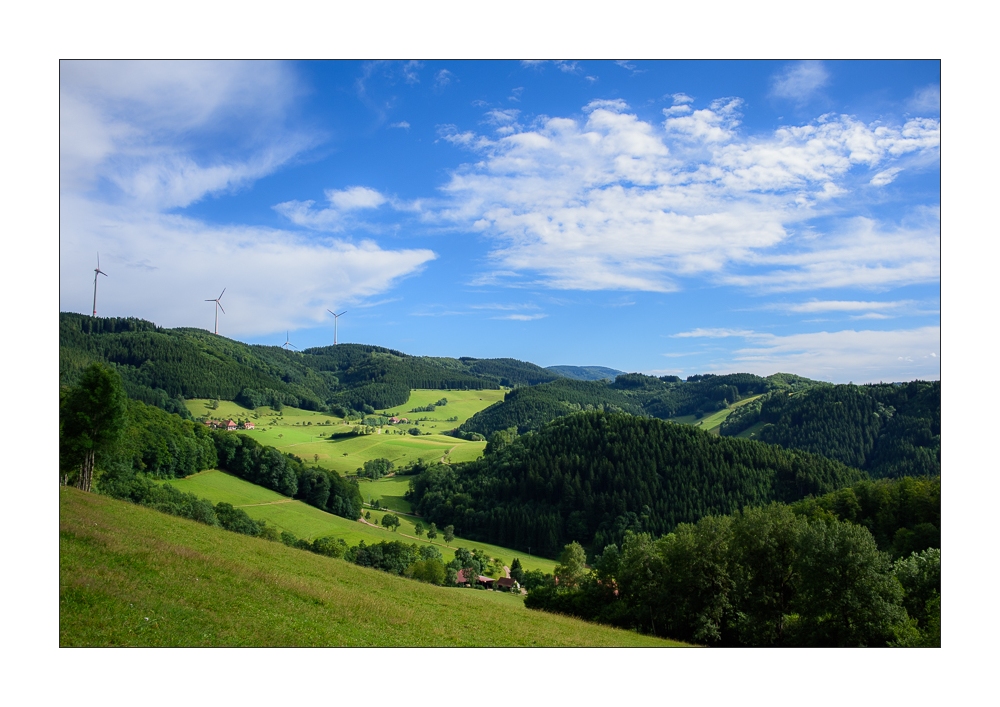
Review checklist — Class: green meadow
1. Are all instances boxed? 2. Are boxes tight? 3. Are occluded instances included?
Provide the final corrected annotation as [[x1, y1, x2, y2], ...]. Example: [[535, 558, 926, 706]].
[[166, 470, 557, 574], [671, 394, 764, 435], [184, 388, 499, 475], [60, 488, 684, 647]]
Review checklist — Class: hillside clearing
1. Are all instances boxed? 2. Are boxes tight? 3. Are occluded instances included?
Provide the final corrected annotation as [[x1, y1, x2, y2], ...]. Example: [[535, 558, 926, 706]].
[[165, 470, 557, 573]]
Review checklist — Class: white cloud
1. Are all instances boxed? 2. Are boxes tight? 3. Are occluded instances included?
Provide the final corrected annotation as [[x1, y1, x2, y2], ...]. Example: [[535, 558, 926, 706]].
[[389, 121, 411, 129], [870, 167, 902, 186], [726, 326, 940, 382], [327, 186, 387, 210], [672, 328, 757, 338], [492, 313, 547, 321], [724, 215, 940, 291], [770, 61, 830, 103], [785, 299, 913, 313], [435, 98, 939, 293], [60, 196, 436, 337], [60, 61, 436, 337]]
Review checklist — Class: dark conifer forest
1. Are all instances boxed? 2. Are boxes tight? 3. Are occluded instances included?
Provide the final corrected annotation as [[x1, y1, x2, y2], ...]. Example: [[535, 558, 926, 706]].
[[409, 411, 867, 556]]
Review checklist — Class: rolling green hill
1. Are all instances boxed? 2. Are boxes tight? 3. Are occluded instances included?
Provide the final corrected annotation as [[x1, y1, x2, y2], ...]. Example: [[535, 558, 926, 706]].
[[165, 469, 558, 573], [457, 372, 795, 438], [60, 487, 682, 646], [59, 312, 558, 415], [721, 381, 940, 479], [546, 365, 624, 381], [414, 410, 867, 557]]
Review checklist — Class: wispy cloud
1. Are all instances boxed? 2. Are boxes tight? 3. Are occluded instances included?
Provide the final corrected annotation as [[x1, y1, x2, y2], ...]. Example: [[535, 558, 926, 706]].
[[870, 167, 902, 186], [434, 69, 454, 91], [783, 299, 914, 313], [492, 313, 547, 321], [470, 303, 540, 311], [389, 121, 410, 130], [908, 85, 940, 114], [402, 61, 423, 84], [60, 61, 435, 337], [770, 61, 830, 103], [727, 326, 940, 382], [672, 328, 758, 339]]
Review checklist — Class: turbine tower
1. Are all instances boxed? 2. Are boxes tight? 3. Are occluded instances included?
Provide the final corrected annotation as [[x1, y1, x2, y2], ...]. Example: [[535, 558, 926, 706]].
[[206, 288, 226, 335], [327, 309, 347, 345], [282, 331, 297, 350], [92, 253, 107, 317]]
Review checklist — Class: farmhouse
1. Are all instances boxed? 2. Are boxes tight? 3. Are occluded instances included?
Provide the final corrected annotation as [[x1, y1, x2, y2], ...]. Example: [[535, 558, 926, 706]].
[[243, 421, 255, 430], [455, 570, 496, 588], [495, 577, 520, 592], [224, 419, 237, 431]]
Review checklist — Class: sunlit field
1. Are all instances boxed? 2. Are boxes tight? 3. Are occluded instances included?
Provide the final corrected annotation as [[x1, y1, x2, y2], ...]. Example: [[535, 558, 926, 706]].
[[166, 470, 557, 573], [184, 388, 499, 474]]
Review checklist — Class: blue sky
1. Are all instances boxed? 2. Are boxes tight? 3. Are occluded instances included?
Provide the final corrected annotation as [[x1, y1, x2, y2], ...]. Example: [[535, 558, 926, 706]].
[[59, 60, 939, 382]]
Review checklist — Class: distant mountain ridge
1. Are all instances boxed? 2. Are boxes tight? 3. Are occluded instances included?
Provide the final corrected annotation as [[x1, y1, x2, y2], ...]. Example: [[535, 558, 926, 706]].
[[546, 365, 624, 381]]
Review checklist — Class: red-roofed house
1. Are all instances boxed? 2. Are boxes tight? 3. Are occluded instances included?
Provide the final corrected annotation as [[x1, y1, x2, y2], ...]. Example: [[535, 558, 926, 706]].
[[243, 421, 255, 430], [224, 419, 237, 431], [495, 577, 519, 592], [455, 570, 495, 588]]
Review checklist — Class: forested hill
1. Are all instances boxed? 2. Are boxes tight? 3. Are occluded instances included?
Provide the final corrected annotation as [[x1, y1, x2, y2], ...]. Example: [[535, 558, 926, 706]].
[[409, 411, 866, 557], [546, 365, 624, 381], [458, 371, 814, 437], [59, 313, 553, 415], [720, 381, 940, 479]]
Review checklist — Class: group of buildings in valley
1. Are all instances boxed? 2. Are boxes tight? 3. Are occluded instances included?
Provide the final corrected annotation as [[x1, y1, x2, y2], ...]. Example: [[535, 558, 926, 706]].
[[203, 419, 255, 431]]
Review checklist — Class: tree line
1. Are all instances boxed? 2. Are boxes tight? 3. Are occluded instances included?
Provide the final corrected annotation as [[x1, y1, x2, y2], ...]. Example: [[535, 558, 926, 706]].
[[524, 478, 940, 647]]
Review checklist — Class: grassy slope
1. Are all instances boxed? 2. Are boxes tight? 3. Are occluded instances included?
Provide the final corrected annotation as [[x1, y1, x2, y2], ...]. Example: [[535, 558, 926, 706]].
[[60, 488, 683, 647], [671, 394, 764, 435], [167, 470, 558, 573], [184, 389, 496, 474]]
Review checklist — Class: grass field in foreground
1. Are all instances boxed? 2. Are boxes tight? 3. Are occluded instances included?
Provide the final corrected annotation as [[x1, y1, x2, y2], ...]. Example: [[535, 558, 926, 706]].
[[61, 488, 685, 646], [671, 395, 763, 434], [167, 470, 557, 573], [184, 390, 494, 474]]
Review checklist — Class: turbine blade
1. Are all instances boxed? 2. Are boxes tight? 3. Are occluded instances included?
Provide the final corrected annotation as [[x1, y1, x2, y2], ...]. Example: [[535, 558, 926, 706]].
[[218, 288, 226, 300], [218, 302, 226, 314]]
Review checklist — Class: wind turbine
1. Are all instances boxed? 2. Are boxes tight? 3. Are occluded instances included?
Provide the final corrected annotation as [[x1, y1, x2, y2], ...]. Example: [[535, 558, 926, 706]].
[[206, 288, 226, 335], [327, 309, 347, 345], [282, 330, 297, 350], [92, 253, 107, 317]]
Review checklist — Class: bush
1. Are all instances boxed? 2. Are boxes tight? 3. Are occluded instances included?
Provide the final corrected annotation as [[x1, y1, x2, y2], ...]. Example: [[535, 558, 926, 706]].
[[214, 502, 261, 536]]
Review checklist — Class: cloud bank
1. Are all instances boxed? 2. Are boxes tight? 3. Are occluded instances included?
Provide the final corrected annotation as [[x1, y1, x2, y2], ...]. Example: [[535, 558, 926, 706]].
[[60, 61, 435, 336]]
